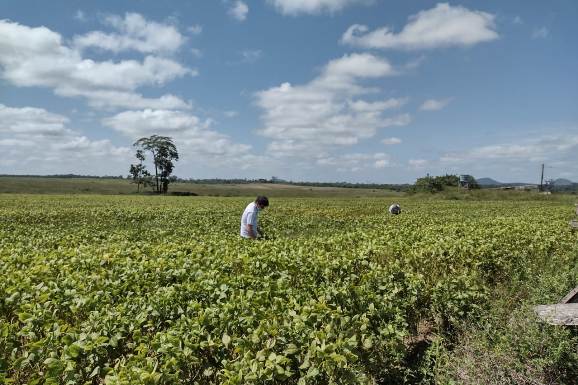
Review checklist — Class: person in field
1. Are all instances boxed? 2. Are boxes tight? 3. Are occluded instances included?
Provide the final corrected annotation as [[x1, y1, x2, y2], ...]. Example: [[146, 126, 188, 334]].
[[240, 196, 269, 239], [389, 203, 401, 215]]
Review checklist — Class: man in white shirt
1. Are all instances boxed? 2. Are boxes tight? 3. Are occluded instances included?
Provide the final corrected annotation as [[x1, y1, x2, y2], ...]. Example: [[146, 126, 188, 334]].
[[240, 196, 269, 239], [388, 203, 401, 215]]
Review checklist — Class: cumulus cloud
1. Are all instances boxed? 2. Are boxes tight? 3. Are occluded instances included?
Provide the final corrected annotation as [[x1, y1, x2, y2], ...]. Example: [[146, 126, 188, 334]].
[[341, 3, 498, 50], [0, 104, 131, 174], [0, 104, 71, 136], [0, 19, 193, 110], [348, 97, 407, 112], [73, 13, 187, 54], [228, 1, 249, 21], [267, 0, 372, 15], [316, 152, 391, 172], [255, 53, 408, 157], [440, 134, 578, 163], [435, 133, 578, 181], [102, 109, 208, 137], [420, 98, 452, 111], [102, 109, 263, 169]]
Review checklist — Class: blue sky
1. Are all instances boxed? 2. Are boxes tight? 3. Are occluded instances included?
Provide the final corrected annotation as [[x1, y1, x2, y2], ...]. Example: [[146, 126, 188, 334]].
[[0, 0, 576, 183]]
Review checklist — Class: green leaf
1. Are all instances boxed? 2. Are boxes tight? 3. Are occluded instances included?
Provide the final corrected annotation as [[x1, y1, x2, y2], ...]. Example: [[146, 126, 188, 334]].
[[306, 366, 319, 378], [68, 344, 82, 358], [222, 333, 231, 347]]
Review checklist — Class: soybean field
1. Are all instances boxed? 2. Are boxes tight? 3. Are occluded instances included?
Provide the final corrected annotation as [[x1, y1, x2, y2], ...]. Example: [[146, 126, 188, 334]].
[[1, 195, 577, 384]]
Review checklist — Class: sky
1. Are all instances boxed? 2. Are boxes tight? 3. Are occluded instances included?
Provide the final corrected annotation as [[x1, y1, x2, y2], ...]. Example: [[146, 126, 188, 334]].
[[0, 0, 577, 184]]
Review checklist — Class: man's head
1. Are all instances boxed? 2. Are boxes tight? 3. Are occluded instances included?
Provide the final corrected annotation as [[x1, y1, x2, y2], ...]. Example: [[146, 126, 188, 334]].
[[255, 196, 269, 209]]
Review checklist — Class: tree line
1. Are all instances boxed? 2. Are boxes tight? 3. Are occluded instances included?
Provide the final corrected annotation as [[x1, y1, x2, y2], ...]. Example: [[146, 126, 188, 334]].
[[410, 174, 479, 193], [127, 137, 480, 195]]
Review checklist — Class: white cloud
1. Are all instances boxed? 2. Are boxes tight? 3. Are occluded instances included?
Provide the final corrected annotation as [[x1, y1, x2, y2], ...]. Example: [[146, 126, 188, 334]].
[[409, 159, 428, 168], [341, 3, 498, 50], [382, 137, 402, 145], [532, 27, 549, 39], [0, 19, 193, 110], [228, 1, 249, 21], [255, 53, 409, 157], [383, 114, 412, 126], [73, 13, 187, 54], [440, 134, 578, 163], [58, 89, 191, 110], [267, 0, 372, 15], [374, 159, 389, 168], [513, 16, 523, 25], [102, 109, 207, 137], [0, 104, 70, 136], [420, 98, 452, 111], [404, 55, 426, 70], [434, 133, 578, 182], [102, 109, 263, 169], [348, 97, 407, 112], [316, 152, 391, 172], [0, 104, 131, 174]]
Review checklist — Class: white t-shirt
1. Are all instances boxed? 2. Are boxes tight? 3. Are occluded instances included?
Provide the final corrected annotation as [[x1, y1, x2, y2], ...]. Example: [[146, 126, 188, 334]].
[[240, 202, 260, 238]]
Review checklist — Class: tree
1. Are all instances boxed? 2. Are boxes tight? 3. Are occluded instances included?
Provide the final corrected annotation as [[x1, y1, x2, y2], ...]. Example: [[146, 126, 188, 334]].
[[437, 174, 459, 187], [462, 175, 480, 189], [411, 174, 463, 193], [412, 175, 444, 193], [128, 149, 152, 192], [133, 135, 179, 194]]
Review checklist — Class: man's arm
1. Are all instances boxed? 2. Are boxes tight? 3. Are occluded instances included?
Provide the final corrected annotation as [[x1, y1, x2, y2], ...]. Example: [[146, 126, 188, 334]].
[[246, 224, 257, 239]]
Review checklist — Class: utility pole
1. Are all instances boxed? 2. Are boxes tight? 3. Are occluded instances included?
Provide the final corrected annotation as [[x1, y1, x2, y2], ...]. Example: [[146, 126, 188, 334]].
[[539, 163, 544, 191]]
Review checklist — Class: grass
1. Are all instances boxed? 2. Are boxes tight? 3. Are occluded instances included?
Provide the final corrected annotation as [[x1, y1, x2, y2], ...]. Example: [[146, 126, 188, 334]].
[[0, 176, 402, 197], [411, 187, 577, 203], [1, 177, 577, 203], [433, 266, 578, 385]]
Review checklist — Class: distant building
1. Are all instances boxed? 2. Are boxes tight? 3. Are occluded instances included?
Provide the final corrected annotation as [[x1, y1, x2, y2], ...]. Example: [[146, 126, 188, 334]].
[[459, 174, 473, 189]]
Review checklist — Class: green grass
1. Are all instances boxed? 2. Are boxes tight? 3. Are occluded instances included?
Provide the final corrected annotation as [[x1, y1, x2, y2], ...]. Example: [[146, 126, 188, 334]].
[[0, 177, 402, 197], [1, 177, 576, 203]]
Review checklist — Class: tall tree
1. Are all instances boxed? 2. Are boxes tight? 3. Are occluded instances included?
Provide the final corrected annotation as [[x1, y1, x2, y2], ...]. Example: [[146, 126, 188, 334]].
[[133, 135, 179, 194], [128, 149, 151, 192]]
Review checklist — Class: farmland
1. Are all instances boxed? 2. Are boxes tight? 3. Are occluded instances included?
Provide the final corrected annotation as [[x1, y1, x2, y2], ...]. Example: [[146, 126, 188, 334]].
[[1, 195, 577, 384], [0, 177, 399, 198]]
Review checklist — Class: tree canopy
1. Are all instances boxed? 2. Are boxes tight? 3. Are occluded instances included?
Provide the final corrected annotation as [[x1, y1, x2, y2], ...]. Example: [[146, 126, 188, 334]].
[[132, 135, 179, 193]]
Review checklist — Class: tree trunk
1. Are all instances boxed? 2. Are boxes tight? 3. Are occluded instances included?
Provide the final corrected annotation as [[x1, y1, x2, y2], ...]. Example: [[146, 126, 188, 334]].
[[152, 150, 159, 193]]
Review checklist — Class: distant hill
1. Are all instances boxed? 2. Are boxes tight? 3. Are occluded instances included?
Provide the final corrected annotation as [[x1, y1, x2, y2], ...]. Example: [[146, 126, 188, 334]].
[[552, 178, 574, 186], [476, 177, 576, 189], [477, 177, 503, 186], [477, 177, 539, 187]]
